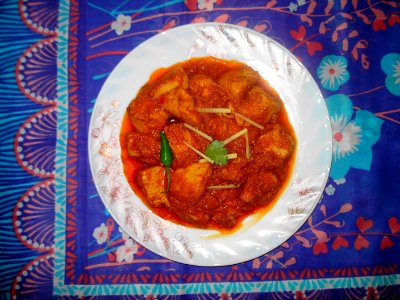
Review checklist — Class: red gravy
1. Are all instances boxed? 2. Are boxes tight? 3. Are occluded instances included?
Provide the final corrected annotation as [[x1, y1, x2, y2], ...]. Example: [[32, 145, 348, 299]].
[[120, 57, 296, 233]]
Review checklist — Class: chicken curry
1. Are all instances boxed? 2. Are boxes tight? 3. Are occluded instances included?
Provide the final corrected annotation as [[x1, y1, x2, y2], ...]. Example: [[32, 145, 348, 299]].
[[120, 56, 296, 231]]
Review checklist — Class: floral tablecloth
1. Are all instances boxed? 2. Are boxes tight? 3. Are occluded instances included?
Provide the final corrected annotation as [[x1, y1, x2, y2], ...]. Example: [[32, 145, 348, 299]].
[[1, 0, 400, 298]]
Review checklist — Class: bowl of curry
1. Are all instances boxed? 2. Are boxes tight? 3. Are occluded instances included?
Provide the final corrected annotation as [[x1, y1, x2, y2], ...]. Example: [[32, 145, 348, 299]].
[[89, 23, 332, 266], [120, 56, 296, 231]]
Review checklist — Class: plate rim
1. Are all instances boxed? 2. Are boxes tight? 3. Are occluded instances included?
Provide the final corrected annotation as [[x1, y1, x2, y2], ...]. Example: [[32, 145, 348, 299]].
[[88, 22, 333, 266]]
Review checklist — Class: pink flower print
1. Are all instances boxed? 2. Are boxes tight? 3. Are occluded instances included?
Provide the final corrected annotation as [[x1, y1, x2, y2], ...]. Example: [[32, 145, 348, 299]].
[[198, 0, 217, 11], [93, 223, 108, 245], [111, 14, 131, 36], [99, 142, 112, 158], [116, 238, 139, 263]]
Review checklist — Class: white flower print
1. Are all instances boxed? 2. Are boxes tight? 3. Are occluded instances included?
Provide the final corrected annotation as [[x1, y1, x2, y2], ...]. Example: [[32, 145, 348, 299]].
[[325, 184, 335, 196], [381, 53, 400, 96], [111, 14, 131, 36], [331, 115, 362, 160], [93, 223, 108, 245], [116, 238, 139, 262], [317, 55, 350, 91], [198, 0, 217, 11], [326, 94, 383, 180], [393, 59, 400, 84], [334, 177, 346, 185], [289, 2, 298, 12]]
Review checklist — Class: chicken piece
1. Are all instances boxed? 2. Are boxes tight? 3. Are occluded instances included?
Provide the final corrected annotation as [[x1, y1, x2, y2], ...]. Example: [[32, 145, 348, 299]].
[[249, 126, 295, 172], [236, 85, 281, 125], [149, 66, 189, 99], [255, 127, 295, 161], [239, 171, 278, 205], [162, 88, 201, 126], [168, 163, 213, 227], [127, 91, 169, 134], [204, 115, 247, 157], [205, 115, 242, 142], [189, 74, 230, 108], [164, 123, 206, 168], [126, 131, 160, 164], [127, 67, 189, 133], [211, 198, 240, 228], [212, 157, 248, 182], [137, 166, 169, 207], [170, 163, 212, 202], [169, 197, 211, 227], [217, 66, 259, 101], [199, 189, 241, 228]]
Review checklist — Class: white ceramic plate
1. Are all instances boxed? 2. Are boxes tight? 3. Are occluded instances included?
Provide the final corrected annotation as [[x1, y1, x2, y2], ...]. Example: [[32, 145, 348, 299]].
[[88, 23, 332, 266]]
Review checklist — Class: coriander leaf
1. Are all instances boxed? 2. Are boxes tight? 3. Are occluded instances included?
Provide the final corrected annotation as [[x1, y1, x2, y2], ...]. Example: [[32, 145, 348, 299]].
[[205, 140, 228, 166]]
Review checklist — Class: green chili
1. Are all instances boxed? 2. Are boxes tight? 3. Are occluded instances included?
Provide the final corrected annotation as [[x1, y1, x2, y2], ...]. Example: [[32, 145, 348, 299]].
[[160, 131, 173, 192]]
